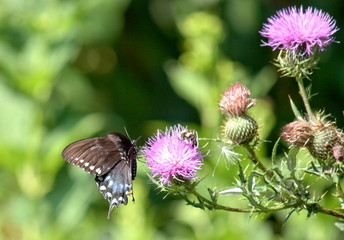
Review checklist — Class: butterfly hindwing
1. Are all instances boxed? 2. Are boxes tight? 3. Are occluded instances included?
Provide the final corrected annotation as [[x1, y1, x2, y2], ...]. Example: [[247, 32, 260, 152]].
[[96, 159, 134, 218]]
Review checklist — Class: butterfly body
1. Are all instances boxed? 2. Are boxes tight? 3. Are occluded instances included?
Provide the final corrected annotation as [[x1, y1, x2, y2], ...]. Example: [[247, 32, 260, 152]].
[[62, 132, 137, 218]]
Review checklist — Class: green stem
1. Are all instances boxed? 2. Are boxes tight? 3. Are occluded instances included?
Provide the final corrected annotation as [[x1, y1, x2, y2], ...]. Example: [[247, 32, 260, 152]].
[[337, 183, 344, 203], [295, 76, 315, 121], [314, 204, 344, 219], [188, 187, 298, 213], [188, 188, 344, 219], [243, 144, 268, 173]]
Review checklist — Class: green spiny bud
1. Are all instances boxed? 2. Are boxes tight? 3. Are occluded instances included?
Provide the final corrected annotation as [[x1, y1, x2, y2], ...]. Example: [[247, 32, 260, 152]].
[[275, 49, 319, 79], [222, 115, 258, 144], [308, 125, 339, 160]]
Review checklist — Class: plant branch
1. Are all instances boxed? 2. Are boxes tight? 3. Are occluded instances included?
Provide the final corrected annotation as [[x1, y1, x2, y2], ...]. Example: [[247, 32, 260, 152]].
[[295, 76, 316, 121], [243, 144, 270, 174], [188, 187, 344, 219], [314, 204, 344, 219], [188, 187, 298, 213]]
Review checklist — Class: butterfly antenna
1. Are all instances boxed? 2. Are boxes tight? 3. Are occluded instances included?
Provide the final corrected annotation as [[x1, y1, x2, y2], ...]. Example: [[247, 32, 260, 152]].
[[123, 126, 131, 139], [135, 135, 142, 142]]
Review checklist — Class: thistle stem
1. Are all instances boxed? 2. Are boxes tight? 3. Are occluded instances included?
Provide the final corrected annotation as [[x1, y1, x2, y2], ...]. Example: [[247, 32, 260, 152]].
[[243, 144, 268, 173], [187, 187, 298, 213], [295, 76, 316, 121], [337, 183, 344, 203], [188, 188, 344, 219], [314, 204, 344, 219]]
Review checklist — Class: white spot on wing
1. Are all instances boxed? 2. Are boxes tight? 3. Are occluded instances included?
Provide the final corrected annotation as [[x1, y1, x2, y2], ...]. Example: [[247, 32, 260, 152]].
[[107, 180, 114, 187], [106, 192, 112, 199], [111, 198, 118, 205], [96, 168, 102, 175]]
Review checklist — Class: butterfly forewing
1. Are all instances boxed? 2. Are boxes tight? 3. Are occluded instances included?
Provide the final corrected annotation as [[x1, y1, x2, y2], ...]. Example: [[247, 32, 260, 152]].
[[62, 136, 122, 176]]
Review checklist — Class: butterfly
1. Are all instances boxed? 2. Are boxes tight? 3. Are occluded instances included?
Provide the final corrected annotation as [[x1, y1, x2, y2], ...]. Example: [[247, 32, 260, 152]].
[[61, 132, 137, 218]]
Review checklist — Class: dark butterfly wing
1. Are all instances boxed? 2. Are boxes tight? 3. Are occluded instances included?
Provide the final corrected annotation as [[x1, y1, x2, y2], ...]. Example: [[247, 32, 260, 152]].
[[61, 133, 129, 176], [96, 159, 135, 219], [95, 133, 137, 218], [61, 132, 137, 218]]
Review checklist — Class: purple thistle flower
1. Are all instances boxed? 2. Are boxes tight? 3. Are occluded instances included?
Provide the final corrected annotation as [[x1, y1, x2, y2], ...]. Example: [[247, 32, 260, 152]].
[[260, 6, 339, 56], [143, 125, 204, 185]]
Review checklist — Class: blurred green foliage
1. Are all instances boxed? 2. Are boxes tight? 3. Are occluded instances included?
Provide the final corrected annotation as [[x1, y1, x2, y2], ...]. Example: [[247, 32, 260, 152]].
[[0, 0, 343, 239]]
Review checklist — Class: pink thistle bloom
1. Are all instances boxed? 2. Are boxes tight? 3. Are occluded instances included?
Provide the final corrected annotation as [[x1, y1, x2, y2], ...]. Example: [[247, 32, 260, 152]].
[[219, 82, 256, 116], [143, 125, 204, 185], [260, 6, 339, 56]]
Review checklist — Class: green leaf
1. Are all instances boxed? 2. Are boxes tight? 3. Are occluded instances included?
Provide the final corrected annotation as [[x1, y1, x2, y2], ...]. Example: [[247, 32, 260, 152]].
[[280, 159, 291, 178], [289, 96, 303, 120], [247, 171, 255, 194], [331, 172, 339, 184], [236, 160, 246, 184], [286, 146, 300, 173], [271, 137, 281, 167], [208, 188, 218, 203]]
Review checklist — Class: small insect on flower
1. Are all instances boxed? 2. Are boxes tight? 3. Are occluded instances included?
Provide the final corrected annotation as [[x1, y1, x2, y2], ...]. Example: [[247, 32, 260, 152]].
[[260, 6, 339, 56], [142, 125, 204, 185], [178, 129, 198, 147]]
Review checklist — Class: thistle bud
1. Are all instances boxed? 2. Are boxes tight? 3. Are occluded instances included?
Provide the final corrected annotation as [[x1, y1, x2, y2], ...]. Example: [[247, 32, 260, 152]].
[[281, 120, 313, 147], [308, 124, 340, 160], [222, 115, 258, 144], [219, 83, 258, 144], [275, 49, 319, 79], [219, 82, 256, 116]]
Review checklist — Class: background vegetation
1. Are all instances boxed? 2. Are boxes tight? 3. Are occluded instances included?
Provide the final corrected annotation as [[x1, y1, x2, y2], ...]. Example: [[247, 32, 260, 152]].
[[0, 0, 343, 239]]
